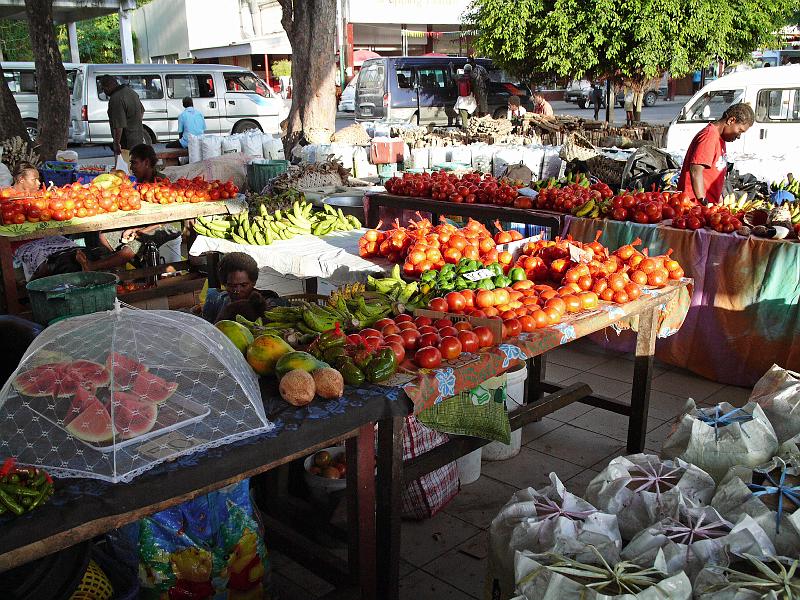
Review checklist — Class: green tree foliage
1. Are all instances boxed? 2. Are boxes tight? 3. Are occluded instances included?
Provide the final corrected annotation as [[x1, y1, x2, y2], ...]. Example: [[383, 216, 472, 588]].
[[0, 20, 34, 60], [272, 59, 292, 77], [468, 0, 800, 85], [57, 15, 122, 63]]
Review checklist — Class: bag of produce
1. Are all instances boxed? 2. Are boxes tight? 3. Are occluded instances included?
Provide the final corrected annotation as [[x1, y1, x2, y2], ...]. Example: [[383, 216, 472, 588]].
[[661, 400, 779, 483], [428, 146, 448, 168], [621, 505, 775, 582], [485, 473, 622, 600], [328, 143, 354, 170], [449, 145, 472, 166], [540, 146, 564, 178], [314, 144, 332, 163], [711, 456, 800, 555], [300, 144, 318, 164], [0, 308, 272, 483], [132, 479, 270, 599], [512, 547, 692, 600], [493, 146, 524, 178], [263, 137, 285, 161], [750, 364, 800, 444], [408, 147, 430, 170], [221, 135, 242, 155], [187, 133, 202, 163], [470, 143, 494, 173], [520, 146, 545, 181], [585, 453, 716, 540], [240, 131, 264, 159], [694, 553, 800, 600], [200, 134, 222, 160]]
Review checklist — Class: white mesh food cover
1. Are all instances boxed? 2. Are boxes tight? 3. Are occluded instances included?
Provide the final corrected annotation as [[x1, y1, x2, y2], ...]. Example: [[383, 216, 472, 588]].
[[0, 308, 272, 483]]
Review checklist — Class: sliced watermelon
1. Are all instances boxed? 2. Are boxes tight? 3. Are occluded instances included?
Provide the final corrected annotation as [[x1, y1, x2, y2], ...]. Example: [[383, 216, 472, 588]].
[[67, 360, 111, 388], [65, 398, 115, 443], [111, 391, 158, 440], [105, 352, 148, 390], [12, 362, 70, 397], [64, 386, 98, 425], [132, 371, 178, 404]]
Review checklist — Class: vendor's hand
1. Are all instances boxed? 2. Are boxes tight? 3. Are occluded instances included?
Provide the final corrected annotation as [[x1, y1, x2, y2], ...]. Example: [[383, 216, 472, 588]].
[[112, 141, 122, 156], [121, 228, 140, 241]]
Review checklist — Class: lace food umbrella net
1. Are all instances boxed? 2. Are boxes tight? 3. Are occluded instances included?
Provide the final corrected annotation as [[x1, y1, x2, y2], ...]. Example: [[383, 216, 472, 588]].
[[0, 308, 272, 483]]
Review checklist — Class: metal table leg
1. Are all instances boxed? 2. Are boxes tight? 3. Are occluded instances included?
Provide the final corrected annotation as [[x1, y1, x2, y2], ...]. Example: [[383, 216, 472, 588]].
[[375, 415, 404, 600], [627, 306, 658, 453]]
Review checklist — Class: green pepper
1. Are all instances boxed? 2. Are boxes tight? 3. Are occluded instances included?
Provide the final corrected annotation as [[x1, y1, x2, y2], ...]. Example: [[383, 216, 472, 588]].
[[439, 281, 455, 292], [365, 348, 397, 383], [421, 271, 438, 282], [488, 263, 503, 277], [494, 275, 511, 288], [440, 264, 454, 274], [455, 276, 469, 290], [323, 346, 347, 364], [0, 489, 24, 515], [508, 267, 526, 282], [340, 360, 366, 386], [477, 279, 495, 290], [0, 483, 38, 498]]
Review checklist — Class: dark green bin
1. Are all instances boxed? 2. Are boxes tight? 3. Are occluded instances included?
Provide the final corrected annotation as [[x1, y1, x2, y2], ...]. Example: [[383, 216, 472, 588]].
[[247, 160, 290, 192], [26, 272, 118, 325]]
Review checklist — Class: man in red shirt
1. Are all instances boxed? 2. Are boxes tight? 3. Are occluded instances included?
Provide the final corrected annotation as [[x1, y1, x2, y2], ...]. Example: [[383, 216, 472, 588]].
[[677, 103, 754, 204]]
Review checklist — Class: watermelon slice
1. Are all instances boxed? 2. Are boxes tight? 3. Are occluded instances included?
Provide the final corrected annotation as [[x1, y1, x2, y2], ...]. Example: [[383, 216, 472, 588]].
[[67, 360, 111, 388], [132, 371, 178, 404], [105, 352, 148, 390], [64, 386, 98, 425], [12, 363, 68, 397], [111, 391, 158, 440], [65, 398, 115, 443]]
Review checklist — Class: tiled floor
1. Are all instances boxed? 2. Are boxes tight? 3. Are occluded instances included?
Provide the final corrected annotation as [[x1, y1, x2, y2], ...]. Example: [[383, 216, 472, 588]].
[[269, 338, 752, 600]]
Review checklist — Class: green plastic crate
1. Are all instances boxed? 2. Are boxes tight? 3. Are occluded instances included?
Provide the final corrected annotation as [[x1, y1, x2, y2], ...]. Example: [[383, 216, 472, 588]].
[[247, 160, 289, 192], [26, 272, 118, 325]]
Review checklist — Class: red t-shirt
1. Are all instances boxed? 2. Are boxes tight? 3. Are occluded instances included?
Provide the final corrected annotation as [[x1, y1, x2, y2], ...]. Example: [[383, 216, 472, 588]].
[[677, 124, 727, 203]]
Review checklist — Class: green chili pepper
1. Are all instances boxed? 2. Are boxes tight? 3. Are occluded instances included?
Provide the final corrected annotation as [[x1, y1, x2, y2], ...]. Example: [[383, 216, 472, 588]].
[[339, 361, 366, 386], [0, 489, 24, 515], [0, 483, 38, 497]]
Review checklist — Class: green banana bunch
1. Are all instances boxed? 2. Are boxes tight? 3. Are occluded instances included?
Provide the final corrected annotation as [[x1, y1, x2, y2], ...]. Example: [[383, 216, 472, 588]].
[[787, 201, 800, 224], [309, 203, 362, 236], [365, 264, 426, 309], [572, 198, 596, 218]]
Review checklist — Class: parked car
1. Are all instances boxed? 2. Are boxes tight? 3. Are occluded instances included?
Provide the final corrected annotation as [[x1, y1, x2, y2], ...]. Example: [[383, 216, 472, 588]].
[[69, 63, 287, 145], [1, 61, 81, 141], [338, 76, 357, 112], [565, 76, 668, 109], [355, 56, 532, 125], [667, 65, 800, 182]]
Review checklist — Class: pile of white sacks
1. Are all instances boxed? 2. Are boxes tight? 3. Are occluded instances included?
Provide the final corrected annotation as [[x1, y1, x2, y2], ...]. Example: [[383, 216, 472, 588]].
[[187, 131, 285, 164], [487, 363, 800, 600]]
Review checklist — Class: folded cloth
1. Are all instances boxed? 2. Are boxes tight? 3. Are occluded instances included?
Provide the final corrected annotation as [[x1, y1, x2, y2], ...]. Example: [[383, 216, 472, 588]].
[[13, 236, 78, 281]]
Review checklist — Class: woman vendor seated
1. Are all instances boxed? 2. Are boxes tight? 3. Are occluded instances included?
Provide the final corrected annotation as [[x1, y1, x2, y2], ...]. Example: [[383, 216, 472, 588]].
[[199, 252, 280, 323], [10, 162, 41, 194]]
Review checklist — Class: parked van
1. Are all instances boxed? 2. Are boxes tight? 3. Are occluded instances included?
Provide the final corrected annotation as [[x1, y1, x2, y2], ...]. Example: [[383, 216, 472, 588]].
[[70, 64, 286, 145], [667, 65, 800, 181], [355, 56, 532, 125], [1, 61, 81, 140]]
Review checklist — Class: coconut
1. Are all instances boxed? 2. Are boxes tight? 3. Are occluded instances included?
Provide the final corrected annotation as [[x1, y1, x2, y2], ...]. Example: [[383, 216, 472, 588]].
[[279, 369, 315, 406], [312, 368, 344, 399]]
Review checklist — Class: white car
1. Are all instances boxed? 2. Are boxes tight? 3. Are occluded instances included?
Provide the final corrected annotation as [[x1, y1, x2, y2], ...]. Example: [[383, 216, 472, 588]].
[[338, 77, 357, 112]]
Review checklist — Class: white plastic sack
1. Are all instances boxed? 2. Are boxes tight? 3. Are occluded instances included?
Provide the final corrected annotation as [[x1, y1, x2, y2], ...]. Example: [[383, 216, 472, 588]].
[[328, 143, 354, 170], [661, 400, 779, 483], [694, 554, 799, 600], [55, 150, 79, 163], [221, 136, 242, 155], [241, 132, 264, 159], [621, 505, 775, 583], [200, 134, 222, 160], [428, 146, 448, 168], [352, 146, 373, 179], [263, 137, 285, 160], [520, 146, 545, 181], [0, 162, 12, 187], [314, 144, 332, 163], [585, 453, 716, 540], [373, 122, 391, 138], [300, 144, 318, 164], [486, 473, 621, 600], [512, 549, 692, 600], [408, 148, 430, 170], [493, 146, 524, 178], [750, 364, 800, 444], [450, 145, 472, 166], [711, 456, 800, 556], [541, 146, 564, 178], [187, 134, 202, 164], [471, 143, 494, 174]]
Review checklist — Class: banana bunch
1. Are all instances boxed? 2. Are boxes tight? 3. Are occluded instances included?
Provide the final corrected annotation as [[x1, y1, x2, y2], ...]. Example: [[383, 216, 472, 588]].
[[770, 177, 800, 196], [366, 264, 424, 308], [192, 200, 362, 245], [786, 202, 800, 225], [720, 192, 766, 214], [572, 198, 601, 218]]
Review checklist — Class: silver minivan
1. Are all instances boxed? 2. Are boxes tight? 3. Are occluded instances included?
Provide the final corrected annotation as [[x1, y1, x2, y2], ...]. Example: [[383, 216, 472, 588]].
[[70, 63, 287, 145], [1, 61, 81, 140]]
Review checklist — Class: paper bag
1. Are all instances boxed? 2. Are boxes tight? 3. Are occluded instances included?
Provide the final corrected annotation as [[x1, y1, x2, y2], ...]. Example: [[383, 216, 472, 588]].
[[750, 364, 800, 444], [694, 553, 799, 600]]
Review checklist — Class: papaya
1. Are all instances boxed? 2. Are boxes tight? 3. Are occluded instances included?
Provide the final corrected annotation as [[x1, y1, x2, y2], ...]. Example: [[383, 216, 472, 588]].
[[216, 320, 254, 355], [246, 334, 293, 376], [275, 351, 328, 379]]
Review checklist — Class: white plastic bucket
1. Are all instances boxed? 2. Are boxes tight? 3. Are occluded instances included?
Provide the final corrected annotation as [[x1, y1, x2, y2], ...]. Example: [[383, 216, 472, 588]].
[[482, 364, 527, 461], [457, 447, 482, 485]]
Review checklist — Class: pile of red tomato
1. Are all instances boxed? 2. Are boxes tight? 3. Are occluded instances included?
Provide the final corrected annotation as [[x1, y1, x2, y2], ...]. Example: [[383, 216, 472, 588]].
[[534, 182, 614, 213], [359, 215, 517, 276], [670, 204, 743, 233], [383, 171, 523, 206], [137, 177, 238, 204], [351, 314, 497, 369], [608, 191, 697, 224], [1, 179, 142, 225]]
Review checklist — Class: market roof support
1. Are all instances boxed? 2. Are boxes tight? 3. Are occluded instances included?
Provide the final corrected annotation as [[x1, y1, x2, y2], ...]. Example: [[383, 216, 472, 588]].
[[119, 2, 134, 64], [67, 21, 79, 63]]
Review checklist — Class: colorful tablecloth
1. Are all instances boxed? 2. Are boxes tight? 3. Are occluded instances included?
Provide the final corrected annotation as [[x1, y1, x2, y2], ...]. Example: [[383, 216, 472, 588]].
[[563, 216, 800, 387], [397, 281, 691, 414]]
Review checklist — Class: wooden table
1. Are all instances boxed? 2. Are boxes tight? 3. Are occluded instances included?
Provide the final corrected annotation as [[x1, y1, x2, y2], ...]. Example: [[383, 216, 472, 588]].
[[0, 201, 230, 314], [374, 281, 690, 599]]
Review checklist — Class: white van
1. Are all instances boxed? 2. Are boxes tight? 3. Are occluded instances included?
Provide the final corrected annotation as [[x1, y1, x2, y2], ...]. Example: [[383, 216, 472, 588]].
[[70, 63, 287, 145], [1, 61, 81, 140], [667, 65, 800, 181]]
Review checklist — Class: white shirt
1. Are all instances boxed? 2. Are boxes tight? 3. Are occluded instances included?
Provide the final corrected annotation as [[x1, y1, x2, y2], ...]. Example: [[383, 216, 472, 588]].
[[507, 106, 527, 119]]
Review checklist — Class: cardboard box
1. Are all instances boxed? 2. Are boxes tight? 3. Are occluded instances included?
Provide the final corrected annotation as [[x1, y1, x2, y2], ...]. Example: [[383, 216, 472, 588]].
[[370, 139, 405, 164]]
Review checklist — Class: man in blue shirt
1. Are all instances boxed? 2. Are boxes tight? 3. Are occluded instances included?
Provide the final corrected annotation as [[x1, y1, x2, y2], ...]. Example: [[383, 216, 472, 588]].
[[167, 96, 205, 148]]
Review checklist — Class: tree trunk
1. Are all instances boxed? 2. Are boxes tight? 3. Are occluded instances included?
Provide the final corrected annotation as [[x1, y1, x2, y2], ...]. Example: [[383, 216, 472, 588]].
[[24, 0, 70, 161], [0, 63, 31, 143], [278, 0, 337, 150]]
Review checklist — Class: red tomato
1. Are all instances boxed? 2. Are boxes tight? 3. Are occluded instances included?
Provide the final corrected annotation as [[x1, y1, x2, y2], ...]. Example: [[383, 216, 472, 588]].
[[460, 289, 475, 309], [346, 334, 363, 346], [503, 318, 522, 338], [453, 321, 472, 332], [383, 334, 404, 347], [414, 316, 432, 328], [473, 326, 495, 348], [457, 330, 479, 353], [397, 321, 418, 332], [445, 291, 466, 313], [438, 326, 459, 338], [399, 329, 421, 351], [381, 323, 401, 337], [414, 346, 442, 369], [363, 336, 382, 352], [395, 314, 413, 323], [439, 336, 463, 360], [374, 318, 396, 330], [360, 328, 381, 339], [429, 297, 448, 312], [419, 332, 441, 348], [434, 318, 453, 329], [382, 342, 405, 365]]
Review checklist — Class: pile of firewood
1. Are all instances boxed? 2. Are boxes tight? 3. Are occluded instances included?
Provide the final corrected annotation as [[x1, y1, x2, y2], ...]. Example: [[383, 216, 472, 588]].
[[0, 137, 41, 172]]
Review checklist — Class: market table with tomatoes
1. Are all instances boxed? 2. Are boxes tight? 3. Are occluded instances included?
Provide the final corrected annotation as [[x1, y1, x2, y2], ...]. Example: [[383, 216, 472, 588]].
[[0, 176, 242, 313]]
